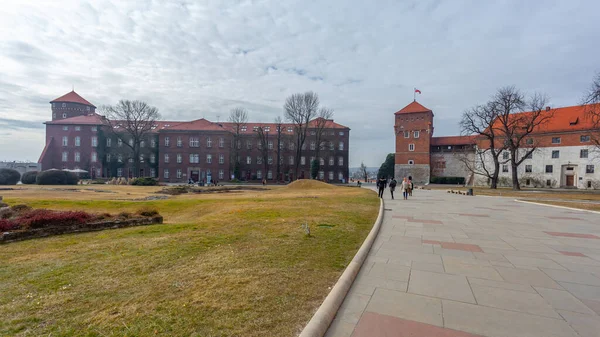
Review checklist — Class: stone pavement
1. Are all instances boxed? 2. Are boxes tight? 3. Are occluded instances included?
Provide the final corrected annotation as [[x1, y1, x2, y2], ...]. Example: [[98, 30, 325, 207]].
[[325, 188, 600, 337]]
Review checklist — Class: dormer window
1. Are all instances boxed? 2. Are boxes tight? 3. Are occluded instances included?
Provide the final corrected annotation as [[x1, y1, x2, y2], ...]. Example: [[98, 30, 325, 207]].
[[253, 126, 259, 131], [62, 113, 67, 118], [87, 107, 90, 111], [62, 103, 66, 107], [569, 117, 579, 125], [241, 126, 247, 132], [265, 126, 270, 132]]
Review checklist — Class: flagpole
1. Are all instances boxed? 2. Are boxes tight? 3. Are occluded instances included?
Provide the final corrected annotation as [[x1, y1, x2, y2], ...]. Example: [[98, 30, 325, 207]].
[[413, 88, 416, 102]]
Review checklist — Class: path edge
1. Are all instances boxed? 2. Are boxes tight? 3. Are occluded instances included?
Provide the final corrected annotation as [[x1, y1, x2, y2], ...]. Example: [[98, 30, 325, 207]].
[[514, 199, 600, 214], [298, 197, 385, 337]]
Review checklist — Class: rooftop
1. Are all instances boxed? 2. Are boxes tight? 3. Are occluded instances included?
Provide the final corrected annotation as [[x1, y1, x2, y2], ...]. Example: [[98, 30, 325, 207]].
[[50, 91, 96, 108], [395, 101, 432, 115]]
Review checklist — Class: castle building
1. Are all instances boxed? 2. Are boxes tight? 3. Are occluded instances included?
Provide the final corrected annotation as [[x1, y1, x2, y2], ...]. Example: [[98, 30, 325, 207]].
[[38, 91, 351, 183], [393, 100, 599, 189]]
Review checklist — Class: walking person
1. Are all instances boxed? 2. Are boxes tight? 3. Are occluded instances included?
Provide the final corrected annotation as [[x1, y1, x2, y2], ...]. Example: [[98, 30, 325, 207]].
[[401, 177, 409, 200], [377, 177, 386, 198], [389, 178, 397, 200], [408, 176, 414, 196]]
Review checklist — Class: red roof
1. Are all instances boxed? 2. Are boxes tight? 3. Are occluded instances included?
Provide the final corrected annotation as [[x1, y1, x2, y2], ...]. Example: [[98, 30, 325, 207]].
[[395, 101, 432, 114], [307, 117, 348, 129], [491, 103, 598, 134], [431, 135, 477, 146], [45, 114, 105, 125], [50, 91, 96, 107], [160, 119, 226, 132], [219, 118, 349, 134]]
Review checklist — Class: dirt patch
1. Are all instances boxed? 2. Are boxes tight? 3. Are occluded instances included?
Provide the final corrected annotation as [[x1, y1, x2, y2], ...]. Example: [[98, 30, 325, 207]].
[[286, 179, 336, 190], [156, 185, 269, 195]]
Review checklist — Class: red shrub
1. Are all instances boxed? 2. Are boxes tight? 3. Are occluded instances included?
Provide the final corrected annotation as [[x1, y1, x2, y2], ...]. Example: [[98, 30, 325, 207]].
[[17, 209, 93, 229], [0, 219, 18, 231]]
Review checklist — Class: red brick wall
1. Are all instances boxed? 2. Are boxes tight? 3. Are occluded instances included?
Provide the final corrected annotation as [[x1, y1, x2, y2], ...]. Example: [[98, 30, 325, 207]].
[[394, 111, 434, 165], [476, 130, 596, 149], [51, 102, 95, 121]]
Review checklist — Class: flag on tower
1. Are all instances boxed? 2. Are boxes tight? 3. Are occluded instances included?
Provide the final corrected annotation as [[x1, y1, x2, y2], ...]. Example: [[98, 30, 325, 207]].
[[414, 88, 422, 101], [415, 88, 421, 94]]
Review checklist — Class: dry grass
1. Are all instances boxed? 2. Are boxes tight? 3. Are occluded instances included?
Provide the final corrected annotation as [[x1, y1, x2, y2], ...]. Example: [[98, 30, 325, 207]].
[[0, 182, 378, 337]]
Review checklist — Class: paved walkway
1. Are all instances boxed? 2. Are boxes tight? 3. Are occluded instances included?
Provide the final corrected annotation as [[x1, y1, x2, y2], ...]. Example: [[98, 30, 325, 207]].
[[325, 188, 600, 337]]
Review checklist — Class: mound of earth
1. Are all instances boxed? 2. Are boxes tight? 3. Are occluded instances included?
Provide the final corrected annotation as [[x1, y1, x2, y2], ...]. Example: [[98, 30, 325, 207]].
[[286, 179, 336, 190]]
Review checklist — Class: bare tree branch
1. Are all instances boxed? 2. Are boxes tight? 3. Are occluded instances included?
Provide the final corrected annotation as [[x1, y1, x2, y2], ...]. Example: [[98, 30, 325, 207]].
[[284, 91, 320, 179], [228, 107, 249, 179]]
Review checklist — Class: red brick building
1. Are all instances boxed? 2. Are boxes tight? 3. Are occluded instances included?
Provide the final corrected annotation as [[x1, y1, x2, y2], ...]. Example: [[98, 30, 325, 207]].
[[38, 91, 351, 183]]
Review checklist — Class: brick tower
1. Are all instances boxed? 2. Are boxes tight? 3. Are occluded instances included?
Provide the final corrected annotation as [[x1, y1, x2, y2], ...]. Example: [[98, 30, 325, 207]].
[[393, 100, 434, 184], [50, 90, 96, 121]]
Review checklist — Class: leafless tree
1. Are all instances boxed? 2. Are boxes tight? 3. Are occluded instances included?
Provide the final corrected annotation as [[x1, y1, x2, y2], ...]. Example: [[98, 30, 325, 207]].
[[255, 126, 270, 181], [459, 103, 505, 188], [360, 162, 368, 182], [284, 92, 320, 179], [494, 86, 553, 190], [101, 100, 160, 177], [582, 72, 600, 149], [274, 116, 284, 181], [311, 107, 334, 173], [228, 107, 248, 179]]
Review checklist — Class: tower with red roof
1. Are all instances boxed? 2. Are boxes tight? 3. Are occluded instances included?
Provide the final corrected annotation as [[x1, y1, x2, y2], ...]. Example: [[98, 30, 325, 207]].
[[50, 90, 96, 121]]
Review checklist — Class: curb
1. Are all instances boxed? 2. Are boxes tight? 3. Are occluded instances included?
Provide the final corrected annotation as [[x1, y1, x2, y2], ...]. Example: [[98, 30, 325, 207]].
[[514, 199, 600, 215], [298, 196, 385, 337]]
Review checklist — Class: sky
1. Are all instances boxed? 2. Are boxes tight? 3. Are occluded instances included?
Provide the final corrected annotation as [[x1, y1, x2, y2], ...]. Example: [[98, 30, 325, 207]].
[[1, 0, 599, 167]]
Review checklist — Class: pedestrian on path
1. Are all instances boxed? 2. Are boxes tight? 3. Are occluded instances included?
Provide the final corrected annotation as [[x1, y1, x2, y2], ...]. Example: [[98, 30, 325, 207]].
[[389, 178, 397, 200], [377, 177, 386, 198], [401, 177, 409, 200], [408, 176, 414, 196]]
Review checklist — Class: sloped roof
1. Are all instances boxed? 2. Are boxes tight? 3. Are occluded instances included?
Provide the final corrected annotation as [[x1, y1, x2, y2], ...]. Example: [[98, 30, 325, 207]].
[[160, 119, 226, 132], [50, 91, 96, 107], [431, 135, 477, 146], [395, 101, 432, 114], [307, 117, 349, 129], [45, 114, 105, 125], [491, 103, 598, 134]]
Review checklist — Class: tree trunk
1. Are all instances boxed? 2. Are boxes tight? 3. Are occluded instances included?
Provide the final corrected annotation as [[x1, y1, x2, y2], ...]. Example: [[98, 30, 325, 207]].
[[491, 161, 499, 189], [511, 161, 520, 190]]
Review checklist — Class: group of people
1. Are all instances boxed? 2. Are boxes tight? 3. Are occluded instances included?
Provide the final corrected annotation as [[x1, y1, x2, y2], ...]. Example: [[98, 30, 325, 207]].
[[377, 176, 413, 200]]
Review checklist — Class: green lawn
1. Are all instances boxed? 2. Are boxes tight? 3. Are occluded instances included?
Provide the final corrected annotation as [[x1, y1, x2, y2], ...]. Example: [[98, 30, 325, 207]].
[[0, 183, 379, 336]]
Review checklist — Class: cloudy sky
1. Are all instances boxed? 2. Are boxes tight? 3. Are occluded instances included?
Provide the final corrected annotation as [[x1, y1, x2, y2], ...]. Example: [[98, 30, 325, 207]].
[[1, 0, 598, 167]]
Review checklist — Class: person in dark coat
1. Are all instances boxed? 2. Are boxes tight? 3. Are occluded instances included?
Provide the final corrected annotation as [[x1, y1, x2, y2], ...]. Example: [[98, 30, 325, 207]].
[[377, 177, 387, 198], [389, 178, 397, 200]]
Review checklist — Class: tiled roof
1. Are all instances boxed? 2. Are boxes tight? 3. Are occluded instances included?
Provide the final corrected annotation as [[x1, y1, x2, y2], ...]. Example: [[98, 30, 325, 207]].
[[50, 91, 96, 107], [307, 117, 349, 129], [431, 135, 477, 146], [45, 114, 105, 125], [395, 101, 432, 114], [492, 103, 599, 134], [160, 119, 226, 132]]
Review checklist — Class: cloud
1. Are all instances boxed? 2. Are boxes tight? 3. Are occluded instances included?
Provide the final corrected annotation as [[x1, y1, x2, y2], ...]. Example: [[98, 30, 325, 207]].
[[0, 118, 44, 130], [1, 0, 599, 167]]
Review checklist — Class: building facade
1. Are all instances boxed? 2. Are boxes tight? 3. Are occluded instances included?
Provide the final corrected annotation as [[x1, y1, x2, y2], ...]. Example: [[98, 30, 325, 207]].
[[393, 100, 600, 189], [38, 91, 351, 183]]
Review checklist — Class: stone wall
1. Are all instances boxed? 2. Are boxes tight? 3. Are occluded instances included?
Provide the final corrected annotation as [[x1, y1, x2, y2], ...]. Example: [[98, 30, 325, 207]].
[[395, 164, 430, 185], [431, 152, 474, 182]]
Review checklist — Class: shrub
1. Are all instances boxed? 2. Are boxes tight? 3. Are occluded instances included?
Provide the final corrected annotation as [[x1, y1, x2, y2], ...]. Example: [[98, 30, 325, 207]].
[[90, 179, 108, 185], [0, 208, 13, 219], [20, 171, 38, 184], [137, 207, 159, 217], [131, 177, 159, 186], [36, 170, 79, 185], [17, 209, 92, 229], [0, 219, 18, 231], [10, 204, 32, 214], [430, 176, 465, 185], [118, 212, 132, 219], [0, 168, 21, 185]]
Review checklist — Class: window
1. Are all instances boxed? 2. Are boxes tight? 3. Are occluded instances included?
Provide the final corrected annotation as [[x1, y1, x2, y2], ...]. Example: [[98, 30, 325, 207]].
[[526, 138, 533, 145], [339, 142, 344, 151], [408, 160, 414, 165], [502, 164, 508, 172], [300, 156, 306, 165], [265, 126, 270, 132], [279, 141, 284, 150], [588, 181, 593, 188], [75, 136, 81, 147], [91, 136, 97, 147], [525, 152, 532, 159], [63, 126, 69, 131], [106, 154, 111, 162], [408, 144, 415, 151], [404, 131, 410, 138], [581, 135, 591, 142], [189, 154, 199, 163], [189, 137, 199, 147], [310, 130, 316, 136], [289, 143, 295, 151], [62, 152, 68, 162], [91, 126, 97, 132], [151, 138, 156, 148], [62, 136, 68, 146], [329, 171, 334, 180], [219, 137, 224, 148], [164, 137, 170, 147], [329, 157, 334, 166], [551, 137, 561, 144], [116, 138, 122, 147], [164, 169, 169, 179], [117, 168, 123, 177], [526, 179, 531, 186], [257, 140, 263, 150], [75, 126, 81, 131], [268, 170, 273, 179], [319, 157, 325, 165], [139, 154, 144, 163], [525, 165, 532, 173], [106, 138, 111, 147], [207, 137, 212, 148], [164, 154, 170, 163], [338, 156, 343, 166], [257, 156, 263, 165], [580, 149, 589, 158], [268, 156, 273, 164], [328, 142, 334, 151], [257, 170, 262, 179], [129, 139, 134, 147], [503, 152, 509, 160], [241, 126, 247, 132], [339, 172, 344, 181], [118, 154, 123, 163], [545, 165, 553, 173], [219, 154, 224, 164], [150, 154, 155, 164], [339, 131, 344, 136], [301, 143, 306, 150], [289, 156, 294, 165], [177, 169, 182, 179], [586, 165, 595, 174], [91, 152, 97, 162], [247, 156, 251, 165], [128, 157, 133, 163], [218, 169, 224, 179], [237, 140, 242, 149], [62, 113, 67, 118], [177, 154, 182, 163], [413, 131, 420, 138], [552, 150, 559, 159], [177, 137, 182, 147], [546, 179, 551, 186], [287, 127, 293, 132], [74, 152, 80, 162], [318, 171, 324, 179]]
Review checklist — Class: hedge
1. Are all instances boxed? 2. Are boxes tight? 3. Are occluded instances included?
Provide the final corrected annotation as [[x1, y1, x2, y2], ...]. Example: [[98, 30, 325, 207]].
[[131, 177, 159, 186], [430, 176, 465, 184], [0, 168, 20, 185], [20, 171, 38, 184], [36, 170, 79, 185]]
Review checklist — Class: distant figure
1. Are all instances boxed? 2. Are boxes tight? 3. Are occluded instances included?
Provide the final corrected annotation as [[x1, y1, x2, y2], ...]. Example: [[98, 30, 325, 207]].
[[262, 179, 266, 186], [408, 177, 414, 196], [188, 178, 194, 185], [377, 177, 387, 198], [389, 178, 397, 200], [401, 177, 410, 200]]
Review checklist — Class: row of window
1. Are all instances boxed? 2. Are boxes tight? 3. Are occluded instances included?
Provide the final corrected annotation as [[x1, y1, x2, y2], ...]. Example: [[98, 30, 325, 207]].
[[62, 151, 98, 163], [161, 169, 345, 181], [62, 125, 98, 132], [53, 103, 92, 110], [237, 126, 345, 137], [501, 164, 595, 174], [403, 131, 420, 139], [62, 136, 98, 147], [544, 135, 592, 144], [502, 149, 591, 160]]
